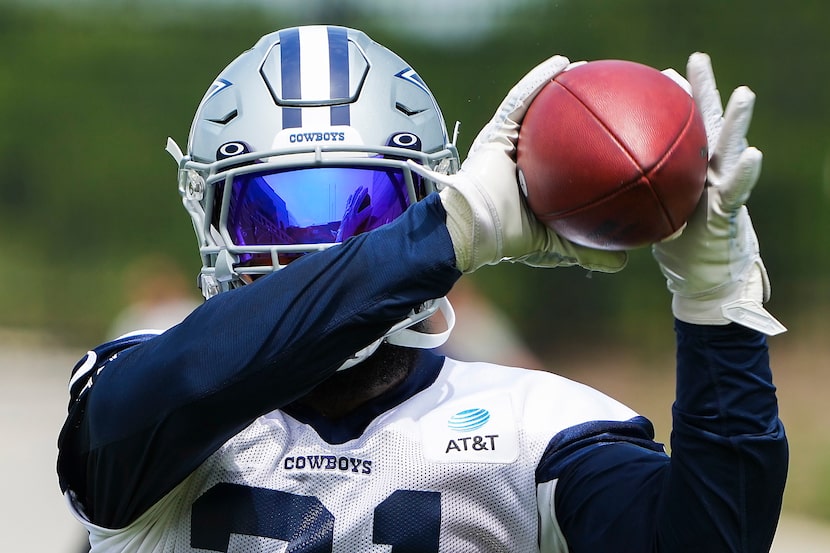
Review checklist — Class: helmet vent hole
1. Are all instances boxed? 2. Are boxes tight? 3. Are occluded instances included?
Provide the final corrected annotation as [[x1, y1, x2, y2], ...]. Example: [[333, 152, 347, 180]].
[[208, 109, 238, 125], [395, 102, 426, 117]]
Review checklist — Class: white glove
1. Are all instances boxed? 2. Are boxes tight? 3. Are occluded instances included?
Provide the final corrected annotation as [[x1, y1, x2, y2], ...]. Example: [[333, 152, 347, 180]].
[[409, 56, 628, 274], [652, 53, 786, 335]]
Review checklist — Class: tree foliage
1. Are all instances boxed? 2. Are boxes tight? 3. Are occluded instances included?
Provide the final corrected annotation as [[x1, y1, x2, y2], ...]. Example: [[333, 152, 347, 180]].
[[1, 1, 827, 351]]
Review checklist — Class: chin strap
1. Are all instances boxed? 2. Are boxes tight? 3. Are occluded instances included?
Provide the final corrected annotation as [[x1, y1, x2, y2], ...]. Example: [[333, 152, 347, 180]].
[[336, 297, 456, 371], [386, 296, 456, 348]]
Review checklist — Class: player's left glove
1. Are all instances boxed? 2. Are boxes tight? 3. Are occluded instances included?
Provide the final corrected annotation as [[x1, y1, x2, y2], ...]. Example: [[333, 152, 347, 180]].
[[410, 56, 628, 274], [652, 53, 786, 335]]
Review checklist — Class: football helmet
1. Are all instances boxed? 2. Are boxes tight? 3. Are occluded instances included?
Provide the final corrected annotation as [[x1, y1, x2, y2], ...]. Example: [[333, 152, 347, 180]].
[[166, 25, 459, 368]]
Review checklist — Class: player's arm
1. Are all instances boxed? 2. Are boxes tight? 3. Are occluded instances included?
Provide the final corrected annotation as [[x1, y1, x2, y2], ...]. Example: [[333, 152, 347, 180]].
[[650, 52, 788, 548], [59, 195, 460, 528], [538, 321, 785, 552], [538, 53, 787, 552]]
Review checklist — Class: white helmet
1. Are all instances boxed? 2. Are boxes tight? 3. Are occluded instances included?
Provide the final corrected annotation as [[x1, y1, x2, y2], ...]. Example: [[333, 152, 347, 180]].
[[166, 25, 459, 367]]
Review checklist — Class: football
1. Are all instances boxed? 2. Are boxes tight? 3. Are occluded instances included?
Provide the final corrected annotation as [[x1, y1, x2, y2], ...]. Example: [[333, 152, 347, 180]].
[[516, 59, 708, 250]]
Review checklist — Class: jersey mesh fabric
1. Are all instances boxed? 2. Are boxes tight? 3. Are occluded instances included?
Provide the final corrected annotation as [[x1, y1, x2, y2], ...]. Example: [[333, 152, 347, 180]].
[[71, 358, 639, 553]]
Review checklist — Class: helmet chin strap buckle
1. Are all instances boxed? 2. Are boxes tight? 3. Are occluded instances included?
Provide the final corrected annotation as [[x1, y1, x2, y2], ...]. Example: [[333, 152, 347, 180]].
[[198, 250, 240, 299], [199, 275, 222, 300]]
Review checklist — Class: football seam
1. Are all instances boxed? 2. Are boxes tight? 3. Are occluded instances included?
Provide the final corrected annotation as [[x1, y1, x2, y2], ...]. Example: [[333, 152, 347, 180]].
[[536, 178, 644, 220], [546, 79, 690, 233], [554, 79, 646, 179], [644, 103, 696, 230]]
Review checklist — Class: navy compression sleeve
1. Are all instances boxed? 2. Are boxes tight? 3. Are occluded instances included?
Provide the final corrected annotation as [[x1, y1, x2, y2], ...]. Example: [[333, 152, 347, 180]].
[[541, 321, 787, 552], [58, 193, 460, 527]]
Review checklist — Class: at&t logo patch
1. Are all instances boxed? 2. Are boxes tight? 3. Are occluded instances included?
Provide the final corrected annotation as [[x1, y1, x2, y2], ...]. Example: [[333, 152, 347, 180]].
[[447, 408, 490, 432], [421, 396, 518, 463]]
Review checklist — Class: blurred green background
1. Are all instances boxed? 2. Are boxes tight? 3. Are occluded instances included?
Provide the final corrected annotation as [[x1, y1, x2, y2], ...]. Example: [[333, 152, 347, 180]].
[[2, 0, 829, 526]]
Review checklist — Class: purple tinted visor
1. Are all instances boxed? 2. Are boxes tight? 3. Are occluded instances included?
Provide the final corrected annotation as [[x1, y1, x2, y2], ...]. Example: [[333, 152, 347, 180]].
[[217, 164, 424, 263]]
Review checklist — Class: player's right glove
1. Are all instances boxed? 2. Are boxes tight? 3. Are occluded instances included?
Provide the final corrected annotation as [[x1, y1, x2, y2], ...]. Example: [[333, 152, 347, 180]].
[[652, 53, 786, 335], [409, 56, 628, 274]]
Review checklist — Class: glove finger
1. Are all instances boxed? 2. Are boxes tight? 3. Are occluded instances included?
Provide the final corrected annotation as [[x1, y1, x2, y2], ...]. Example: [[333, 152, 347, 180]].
[[661, 67, 692, 95], [686, 52, 723, 153], [470, 55, 570, 155], [548, 231, 629, 272], [712, 86, 755, 175], [568, 246, 628, 273], [504, 54, 571, 122], [517, 249, 628, 272], [718, 146, 762, 210]]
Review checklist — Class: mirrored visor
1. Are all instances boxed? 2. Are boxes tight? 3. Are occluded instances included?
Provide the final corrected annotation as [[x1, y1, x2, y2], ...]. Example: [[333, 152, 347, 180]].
[[216, 165, 423, 255]]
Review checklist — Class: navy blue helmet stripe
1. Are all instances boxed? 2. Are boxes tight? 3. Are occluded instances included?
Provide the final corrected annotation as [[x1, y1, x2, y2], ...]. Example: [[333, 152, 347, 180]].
[[327, 26, 350, 125], [279, 27, 302, 128]]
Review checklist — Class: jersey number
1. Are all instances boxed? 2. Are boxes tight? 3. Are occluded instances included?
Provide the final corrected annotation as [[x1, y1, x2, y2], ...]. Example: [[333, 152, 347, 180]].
[[191, 483, 441, 552]]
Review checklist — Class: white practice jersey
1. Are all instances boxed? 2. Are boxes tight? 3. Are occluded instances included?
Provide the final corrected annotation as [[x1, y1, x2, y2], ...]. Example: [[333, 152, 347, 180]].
[[69, 357, 638, 553]]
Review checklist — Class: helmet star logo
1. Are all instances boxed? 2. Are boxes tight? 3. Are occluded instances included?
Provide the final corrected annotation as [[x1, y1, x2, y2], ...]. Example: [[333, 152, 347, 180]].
[[205, 78, 233, 102], [395, 68, 430, 95]]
